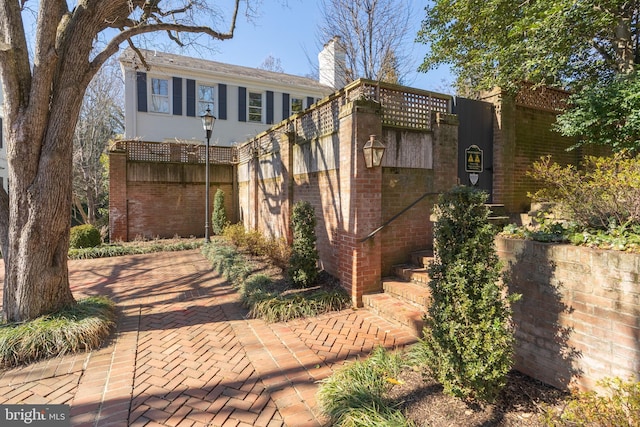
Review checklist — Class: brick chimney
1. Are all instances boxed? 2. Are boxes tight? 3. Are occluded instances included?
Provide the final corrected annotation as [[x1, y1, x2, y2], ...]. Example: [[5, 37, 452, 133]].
[[318, 36, 347, 89]]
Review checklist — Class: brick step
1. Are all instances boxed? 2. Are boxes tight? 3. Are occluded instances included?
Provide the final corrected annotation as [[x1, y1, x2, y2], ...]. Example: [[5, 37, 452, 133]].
[[383, 279, 431, 307], [488, 215, 510, 227], [393, 264, 430, 285], [486, 203, 508, 217], [362, 292, 426, 337], [409, 249, 434, 269]]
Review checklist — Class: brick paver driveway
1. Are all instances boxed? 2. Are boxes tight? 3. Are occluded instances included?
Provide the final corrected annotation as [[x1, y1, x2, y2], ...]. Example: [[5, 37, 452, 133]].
[[0, 250, 417, 426]]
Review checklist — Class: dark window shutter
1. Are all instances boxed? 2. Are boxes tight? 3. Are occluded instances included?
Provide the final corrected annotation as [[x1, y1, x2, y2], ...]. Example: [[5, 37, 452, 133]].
[[306, 96, 315, 109], [186, 79, 196, 117], [136, 72, 148, 112], [172, 77, 182, 115], [218, 84, 227, 120], [266, 91, 274, 124], [0, 117, 3, 149], [238, 87, 247, 122], [282, 93, 290, 120]]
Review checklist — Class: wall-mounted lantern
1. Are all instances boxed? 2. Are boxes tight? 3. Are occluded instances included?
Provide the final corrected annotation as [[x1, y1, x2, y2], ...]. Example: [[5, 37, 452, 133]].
[[363, 134, 386, 168]]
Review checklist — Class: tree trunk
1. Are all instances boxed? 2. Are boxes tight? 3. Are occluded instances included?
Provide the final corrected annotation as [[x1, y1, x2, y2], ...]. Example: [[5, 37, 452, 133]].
[[0, 0, 240, 323], [2, 78, 84, 322]]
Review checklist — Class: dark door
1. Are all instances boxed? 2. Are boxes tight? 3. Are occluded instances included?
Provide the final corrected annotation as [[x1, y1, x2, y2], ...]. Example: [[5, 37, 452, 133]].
[[453, 97, 494, 201]]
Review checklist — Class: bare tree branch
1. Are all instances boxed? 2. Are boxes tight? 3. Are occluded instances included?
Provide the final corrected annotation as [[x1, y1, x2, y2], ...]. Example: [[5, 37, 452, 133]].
[[89, 3, 239, 77], [318, 0, 413, 84]]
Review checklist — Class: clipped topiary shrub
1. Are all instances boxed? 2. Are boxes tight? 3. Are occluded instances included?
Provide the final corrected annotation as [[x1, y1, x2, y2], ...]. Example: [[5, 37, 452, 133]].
[[70, 224, 101, 249], [416, 186, 520, 402], [288, 201, 319, 288], [212, 188, 228, 235]]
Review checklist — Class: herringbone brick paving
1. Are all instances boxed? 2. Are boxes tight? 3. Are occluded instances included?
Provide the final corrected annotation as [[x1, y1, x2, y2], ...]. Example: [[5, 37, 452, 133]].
[[0, 249, 417, 426]]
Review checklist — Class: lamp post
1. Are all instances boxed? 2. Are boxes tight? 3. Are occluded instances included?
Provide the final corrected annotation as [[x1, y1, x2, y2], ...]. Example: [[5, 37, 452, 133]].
[[201, 106, 216, 242]]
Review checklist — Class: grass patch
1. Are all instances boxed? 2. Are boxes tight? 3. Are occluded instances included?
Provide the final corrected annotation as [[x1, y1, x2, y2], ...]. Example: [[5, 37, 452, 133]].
[[68, 238, 203, 259], [202, 239, 350, 322], [317, 346, 414, 427], [0, 296, 116, 367]]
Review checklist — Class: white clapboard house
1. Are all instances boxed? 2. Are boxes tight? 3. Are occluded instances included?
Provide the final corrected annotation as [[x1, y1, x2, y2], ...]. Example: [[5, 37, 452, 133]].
[[120, 37, 346, 146]]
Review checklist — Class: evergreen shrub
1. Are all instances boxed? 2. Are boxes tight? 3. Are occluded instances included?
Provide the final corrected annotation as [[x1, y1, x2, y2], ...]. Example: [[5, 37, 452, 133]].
[[70, 224, 101, 249], [212, 188, 228, 235], [288, 201, 319, 288], [528, 154, 640, 230], [417, 186, 520, 402]]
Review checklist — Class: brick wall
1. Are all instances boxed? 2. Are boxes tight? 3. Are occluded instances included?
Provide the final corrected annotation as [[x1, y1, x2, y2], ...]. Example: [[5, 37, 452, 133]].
[[496, 237, 640, 391], [380, 168, 434, 275], [109, 151, 128, 240], [237, 100, 459, 306], [109, 159, 235, 241], [510, 107, 581, 212], [484, 86, 613, 215], [336, 99, 384, 305], [294, 170, 342, 276], [215, 80, 457, 305]]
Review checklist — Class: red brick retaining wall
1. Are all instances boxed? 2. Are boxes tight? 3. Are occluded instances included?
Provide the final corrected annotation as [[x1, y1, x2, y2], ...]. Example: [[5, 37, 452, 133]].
[[496, 237, 640, 391]]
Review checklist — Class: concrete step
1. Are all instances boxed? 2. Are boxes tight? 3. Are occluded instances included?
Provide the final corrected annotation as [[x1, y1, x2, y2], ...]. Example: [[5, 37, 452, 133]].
[[519, 213, 533, 227], [362, 291, 426, 337]]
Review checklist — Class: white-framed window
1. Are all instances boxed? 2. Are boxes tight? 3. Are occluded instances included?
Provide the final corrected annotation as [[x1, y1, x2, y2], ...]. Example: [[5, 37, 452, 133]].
[[198, 84, 215, 115], [150, 78, 169, 113], [248, 91, 263, 123], [291, 97, 303, 114]]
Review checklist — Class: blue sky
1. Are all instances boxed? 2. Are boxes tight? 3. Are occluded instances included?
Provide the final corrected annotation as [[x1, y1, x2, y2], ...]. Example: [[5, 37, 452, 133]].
[[210, 0, 454, 94]]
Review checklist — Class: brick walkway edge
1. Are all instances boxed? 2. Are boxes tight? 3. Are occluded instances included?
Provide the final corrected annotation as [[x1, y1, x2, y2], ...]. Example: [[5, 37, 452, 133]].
[[0, 250, 417, 427]]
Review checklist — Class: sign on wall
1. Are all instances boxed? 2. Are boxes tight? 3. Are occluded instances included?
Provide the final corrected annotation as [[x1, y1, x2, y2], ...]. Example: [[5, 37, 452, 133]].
[[465, 144, 483, 173]]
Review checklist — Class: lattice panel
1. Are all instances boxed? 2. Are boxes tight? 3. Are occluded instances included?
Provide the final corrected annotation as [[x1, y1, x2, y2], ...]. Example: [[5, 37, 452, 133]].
[[295, 97, 341, 141], [237, 143, 254, 164], [346, 83, 377, 102], [111, 140, 236, 164], [345, 82, 451, 130], [516, 84, 569, 112]]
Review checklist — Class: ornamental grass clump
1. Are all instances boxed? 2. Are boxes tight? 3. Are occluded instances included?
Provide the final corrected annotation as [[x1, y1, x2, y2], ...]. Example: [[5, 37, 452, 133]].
[[0, 296, 116, 367], [202, 240, 348, 322], [317, 346, 413, 427], [68, 239, 203, 259], [415, 186, 520, 402]]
